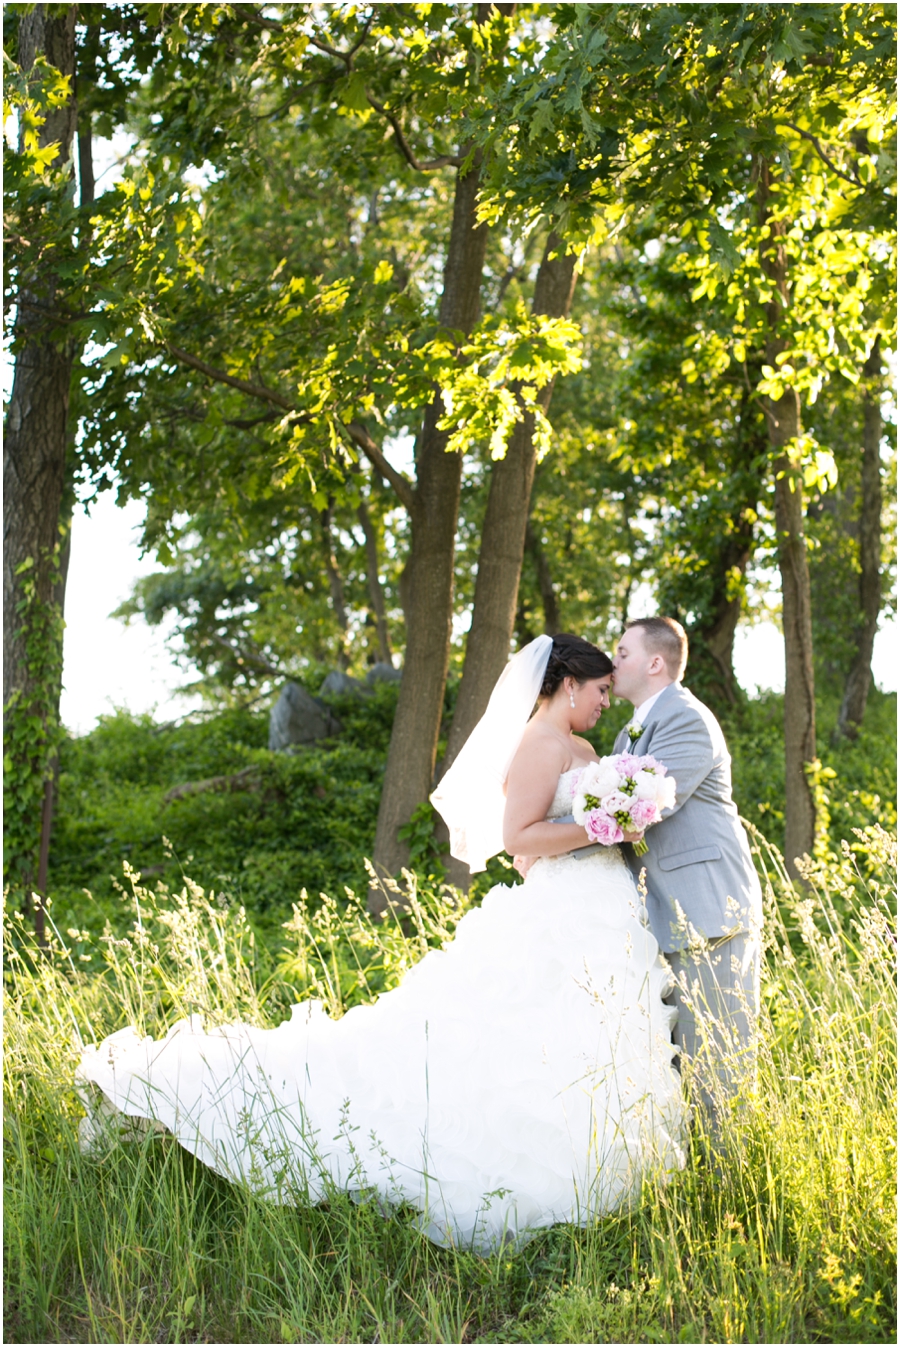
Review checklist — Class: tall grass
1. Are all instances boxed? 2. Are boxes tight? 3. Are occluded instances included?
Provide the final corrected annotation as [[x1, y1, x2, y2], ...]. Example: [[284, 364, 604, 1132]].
[[4, 829, 896, 1343]]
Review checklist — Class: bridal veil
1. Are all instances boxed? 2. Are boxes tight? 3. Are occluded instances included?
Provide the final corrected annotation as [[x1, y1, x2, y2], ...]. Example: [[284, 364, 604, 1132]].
[[431, 634, 552, 872]]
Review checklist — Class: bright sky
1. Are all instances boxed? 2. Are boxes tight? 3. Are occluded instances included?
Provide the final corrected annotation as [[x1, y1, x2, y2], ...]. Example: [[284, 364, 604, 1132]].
[[60, 494, 204, 732], [58, 491, 897, 736]]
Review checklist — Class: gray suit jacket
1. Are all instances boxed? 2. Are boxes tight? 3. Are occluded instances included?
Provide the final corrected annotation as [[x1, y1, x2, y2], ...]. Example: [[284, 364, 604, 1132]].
[[610, 682, 762, 952]]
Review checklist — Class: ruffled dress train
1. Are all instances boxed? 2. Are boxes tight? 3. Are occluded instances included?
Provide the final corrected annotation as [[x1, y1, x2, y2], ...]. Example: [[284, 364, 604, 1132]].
[[77, 771, 687, 1251]]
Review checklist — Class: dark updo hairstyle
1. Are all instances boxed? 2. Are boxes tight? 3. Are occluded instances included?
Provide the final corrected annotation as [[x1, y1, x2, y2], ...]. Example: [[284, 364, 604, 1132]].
[[540, 633, 613, 698]]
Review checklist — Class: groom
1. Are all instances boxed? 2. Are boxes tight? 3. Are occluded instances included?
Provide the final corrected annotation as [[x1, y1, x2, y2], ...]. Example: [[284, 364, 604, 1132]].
[[608, 616, 763, 1127]]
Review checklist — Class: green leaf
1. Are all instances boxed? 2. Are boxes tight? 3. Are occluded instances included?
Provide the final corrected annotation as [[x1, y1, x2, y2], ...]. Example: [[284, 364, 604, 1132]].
[[340, 74, 371, 116], [507, 341, 535, 373], [529, 100, 556, 143]]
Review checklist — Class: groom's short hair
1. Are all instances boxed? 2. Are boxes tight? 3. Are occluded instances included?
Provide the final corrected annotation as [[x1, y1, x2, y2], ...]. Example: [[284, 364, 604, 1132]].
[[626, 617, 688, 680]]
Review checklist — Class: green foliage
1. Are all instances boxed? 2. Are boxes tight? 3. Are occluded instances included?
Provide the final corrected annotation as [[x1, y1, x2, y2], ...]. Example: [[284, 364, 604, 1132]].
[[115, 483, 405, 699], [48, 686, 401, 946], [482, 5, 896, 253], [67, 10, 580, 697], [398, 800, 449, 884], [5, 826, 895, 1343], [3, 542, 67, 899], [805, 390, 897, 690], [44, 685, 896, 959], [72, 3, 579, 545], [7, 4, 887, 730], [3, 6, 179, 351], [479, 3, 895, 648], [279, 867, 469, 1013], [431, 309, 583, 460], [725, 688, 897, 866]]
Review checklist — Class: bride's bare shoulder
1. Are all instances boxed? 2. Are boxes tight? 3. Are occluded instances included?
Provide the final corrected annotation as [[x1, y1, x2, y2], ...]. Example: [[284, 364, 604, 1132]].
[[570, 733, 600, 762], [510, 722, 569, 777]]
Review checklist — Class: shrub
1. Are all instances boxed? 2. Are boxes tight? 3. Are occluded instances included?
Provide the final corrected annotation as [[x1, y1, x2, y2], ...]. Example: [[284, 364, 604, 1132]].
[[41, 686, 897, 957]]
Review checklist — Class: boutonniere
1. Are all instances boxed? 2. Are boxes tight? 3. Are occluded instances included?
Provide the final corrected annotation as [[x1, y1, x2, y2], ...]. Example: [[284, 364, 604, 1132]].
[[626, 721, 644, 744]]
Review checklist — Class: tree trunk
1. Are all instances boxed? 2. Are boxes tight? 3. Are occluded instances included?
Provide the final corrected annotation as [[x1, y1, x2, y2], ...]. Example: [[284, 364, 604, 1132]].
[[4, 8, 77, 923], [357, 498, 392, 665], [618, 498, 639, 633], [835, 337, 883, 739], [525, 517, 561, 634], [757, 159, 816, 877], [443, 236, 577, 769], [369, 155, 489, 905], [4, 358, 74, 703], [320, 502, 350, 667], [431, 237, 575, 891], [4, 7, 77, 703], [699, 573, 746, 704], [772, 410, 817, 874], [77, 118, 95, 205], [688, 419, 762, 709], [35, 98, 93, 941]]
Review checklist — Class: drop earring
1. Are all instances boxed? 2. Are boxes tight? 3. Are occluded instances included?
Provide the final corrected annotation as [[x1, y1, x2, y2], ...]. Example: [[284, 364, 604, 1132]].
[[569, 691, 576, 709]]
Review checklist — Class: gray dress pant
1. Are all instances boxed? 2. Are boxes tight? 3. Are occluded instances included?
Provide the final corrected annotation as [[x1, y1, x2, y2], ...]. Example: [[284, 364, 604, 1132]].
[[663, 930, 761, 1132]]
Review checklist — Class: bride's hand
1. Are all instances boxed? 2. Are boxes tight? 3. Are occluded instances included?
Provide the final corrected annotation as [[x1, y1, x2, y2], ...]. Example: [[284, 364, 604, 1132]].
[[514, 855, 536, 879], [622, 829, 644, 845]]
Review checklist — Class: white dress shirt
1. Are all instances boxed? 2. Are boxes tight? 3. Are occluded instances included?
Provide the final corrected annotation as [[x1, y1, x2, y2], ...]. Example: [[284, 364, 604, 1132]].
[[632, 687, 670, 727]]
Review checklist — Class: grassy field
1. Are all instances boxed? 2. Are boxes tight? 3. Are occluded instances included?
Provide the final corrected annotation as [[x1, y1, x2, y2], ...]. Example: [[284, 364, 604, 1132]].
[[4, 821, 896, 1343]]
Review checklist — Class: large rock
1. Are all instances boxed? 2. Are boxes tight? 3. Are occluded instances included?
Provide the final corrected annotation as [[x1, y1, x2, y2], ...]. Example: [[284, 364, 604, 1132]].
[[366, 661, 402, 687], [269, 682, 341, 751], [318, 669, 367, 697]]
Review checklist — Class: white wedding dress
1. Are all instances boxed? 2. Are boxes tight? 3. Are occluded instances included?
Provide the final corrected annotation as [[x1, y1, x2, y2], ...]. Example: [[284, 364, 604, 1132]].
[[77, 770, 687, 1252]]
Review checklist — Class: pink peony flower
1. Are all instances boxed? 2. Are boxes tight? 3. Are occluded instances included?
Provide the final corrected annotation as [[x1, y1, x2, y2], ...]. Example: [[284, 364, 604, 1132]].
[[585, 811, 625, 845], [632, 770, 662, 801], [602, 790, 633, 816], [630, 797, 659, 828], [583, 758, 622, 798], [638, 754, 664, 772], [613, 752, 643, 777]]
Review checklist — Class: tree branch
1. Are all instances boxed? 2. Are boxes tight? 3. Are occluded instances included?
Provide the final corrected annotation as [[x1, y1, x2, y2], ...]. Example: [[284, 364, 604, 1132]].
[[779, 121, 863, 188], [256, 76, 335, 122], [164, 342, 295, 410], [160, 400, 283, 432], [305, 27, 461, 173], [164, 765, 262, 804], [244, 8, 284, 34], [346, 17, 376, 60], [306, 14, 374, 66], [206, 630, 283, 675], [244, 9, 373, 74], [306, 33, 347, 62], [225, 411, 283, 430], [364, 92, 463, 171], [345, 420, 416, 512], [163, 349, 416, 521]]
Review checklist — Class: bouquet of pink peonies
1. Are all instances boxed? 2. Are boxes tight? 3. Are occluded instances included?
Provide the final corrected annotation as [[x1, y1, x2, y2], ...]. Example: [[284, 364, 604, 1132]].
[[571, 753, 676, 856]]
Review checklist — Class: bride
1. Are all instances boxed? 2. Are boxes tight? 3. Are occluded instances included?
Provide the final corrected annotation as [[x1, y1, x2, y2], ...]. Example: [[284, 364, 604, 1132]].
[[77, 634, 686, 1252]]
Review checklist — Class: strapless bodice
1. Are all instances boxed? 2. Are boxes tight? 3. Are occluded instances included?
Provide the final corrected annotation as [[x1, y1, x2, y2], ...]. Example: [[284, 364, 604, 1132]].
[[545, 766, 585, 819]]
